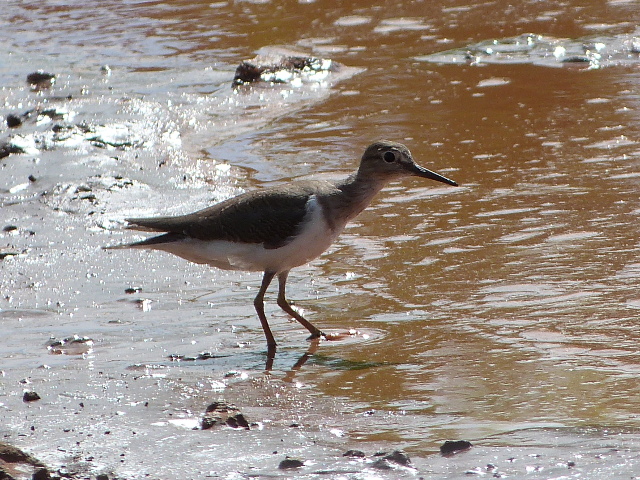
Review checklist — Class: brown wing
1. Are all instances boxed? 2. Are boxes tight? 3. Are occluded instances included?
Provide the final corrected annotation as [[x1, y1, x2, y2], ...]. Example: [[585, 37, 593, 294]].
[[126, 182, 324, 249]]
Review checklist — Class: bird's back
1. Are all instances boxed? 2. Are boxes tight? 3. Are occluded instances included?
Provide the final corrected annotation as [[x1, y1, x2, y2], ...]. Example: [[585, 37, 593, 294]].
[[126, 179, 339, 249]]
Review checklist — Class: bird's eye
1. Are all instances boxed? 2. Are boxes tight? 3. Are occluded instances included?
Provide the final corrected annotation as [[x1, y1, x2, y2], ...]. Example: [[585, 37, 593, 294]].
[[383, 151, 396, 163]]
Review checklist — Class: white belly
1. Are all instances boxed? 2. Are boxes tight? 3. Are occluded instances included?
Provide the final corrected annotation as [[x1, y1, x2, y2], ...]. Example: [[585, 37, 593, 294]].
[[145, 196, 342, 273]]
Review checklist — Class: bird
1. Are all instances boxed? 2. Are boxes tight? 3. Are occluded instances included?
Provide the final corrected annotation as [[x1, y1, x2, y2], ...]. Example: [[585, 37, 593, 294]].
[[105, 140, 458, 353]]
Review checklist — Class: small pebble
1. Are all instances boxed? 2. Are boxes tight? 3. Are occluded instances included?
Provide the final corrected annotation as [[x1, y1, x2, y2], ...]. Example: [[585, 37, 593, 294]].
[[31, 467, 51, 480], [6, 114, 22, 128], [440, 440, 472, 455], [27, 71, 56, 87], [343, 449, 366, 458], [383, 450, 411, 466], [23, 391, 41, 402], [278, 457, 304, 469]]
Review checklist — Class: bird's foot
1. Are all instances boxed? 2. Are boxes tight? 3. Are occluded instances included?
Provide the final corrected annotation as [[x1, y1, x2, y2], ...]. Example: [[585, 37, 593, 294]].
[[321, 330, 359, 342], [306, 330, 325, 341]]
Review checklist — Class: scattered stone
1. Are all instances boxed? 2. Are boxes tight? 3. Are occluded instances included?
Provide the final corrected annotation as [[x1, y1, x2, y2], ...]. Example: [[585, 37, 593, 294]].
[[22, 391, 41, 402], [233, 53, 337, 86], [169, 351, 223, 362], [0, 443, 44, 466], [385, 450, 410, 465], [0, 466, 15, 480], [6, 115, 22, 128], [0, 443, 50, 479], [371, 450, 412, 470], [46, 336, 94, 355], [168, 354, 187, 361], [196, 351, 219, 360], [440, 440, 473, 455], [278, 457, 304, 469], [0, 142, 25, 159], [26, 71, 56, 89], [201, 402, 249, 430], [0, 250, 20, 260], [225, 413, 250, 429], [87, 135, 133, 149], [31, 467, 51, 480], [343, 450, 366, 458]]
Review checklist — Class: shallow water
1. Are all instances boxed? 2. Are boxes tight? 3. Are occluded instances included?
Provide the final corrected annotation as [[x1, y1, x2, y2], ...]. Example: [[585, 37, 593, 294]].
[[1, 0, 640, 478]]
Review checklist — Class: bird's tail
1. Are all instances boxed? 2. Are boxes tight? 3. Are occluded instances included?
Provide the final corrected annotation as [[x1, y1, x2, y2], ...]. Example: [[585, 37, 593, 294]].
[[103, 232, 186, 250]]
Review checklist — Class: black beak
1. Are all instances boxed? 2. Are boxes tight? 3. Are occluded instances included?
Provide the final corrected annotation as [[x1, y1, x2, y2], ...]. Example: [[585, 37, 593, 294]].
[[407, 162, 458, 186]]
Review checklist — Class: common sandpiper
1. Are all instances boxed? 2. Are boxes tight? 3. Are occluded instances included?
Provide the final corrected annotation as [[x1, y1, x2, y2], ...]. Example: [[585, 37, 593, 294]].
[[106, 140, 458, 353]]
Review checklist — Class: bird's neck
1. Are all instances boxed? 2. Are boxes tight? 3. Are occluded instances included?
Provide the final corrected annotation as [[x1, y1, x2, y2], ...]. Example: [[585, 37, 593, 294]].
[[320, 171, 390, 231]]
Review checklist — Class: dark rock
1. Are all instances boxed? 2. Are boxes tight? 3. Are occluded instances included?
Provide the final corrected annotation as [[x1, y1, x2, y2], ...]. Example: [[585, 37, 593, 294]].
[[6, 115, 22, 128], [124, 287, 142, 294], [372, 450, 412, 470], [23, 391, 41, 402], [0, 142, 25, 159], [26, 72, 56, 88], [46, 336, 93, 355], [561, 56, 591, 63], [225, 413, 250, 430], [372, 459, 393, 470], [202, 402, 249, 430], [233, 54, 337, 86], [232, 62, 263, 85], [440, 440, 472, 455], [38, 109, 64, 121], [383, 450, 411, 466], [205, 401, 237, 414], [196, 351, 219, 360], [168, 354, 186, 361], [96, 474, 110, 480], [343, 450, 366, 458], [52, 124, 74, 133], [278, 457, 304, 469], [31, 468, 50, 480], [0, 467, 15, 480], [0, 443, 44, 467]]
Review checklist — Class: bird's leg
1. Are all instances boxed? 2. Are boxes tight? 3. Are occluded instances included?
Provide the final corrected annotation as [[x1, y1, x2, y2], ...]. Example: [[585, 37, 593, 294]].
[[277, 270, 324, 339], [254, 271, 277, 351]]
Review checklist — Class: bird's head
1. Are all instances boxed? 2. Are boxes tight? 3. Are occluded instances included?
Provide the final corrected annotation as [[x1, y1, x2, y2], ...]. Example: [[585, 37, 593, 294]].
[[359, 140, 458, 186]]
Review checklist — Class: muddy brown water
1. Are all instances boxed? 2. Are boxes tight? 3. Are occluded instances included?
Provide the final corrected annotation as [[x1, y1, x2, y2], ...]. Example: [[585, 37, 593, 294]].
[[1, 0, 640, 478]]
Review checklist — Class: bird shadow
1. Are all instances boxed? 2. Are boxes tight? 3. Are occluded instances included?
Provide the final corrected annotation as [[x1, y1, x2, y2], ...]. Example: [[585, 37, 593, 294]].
[[265, 339, 318, 379], [265, 332, 390, 382]]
